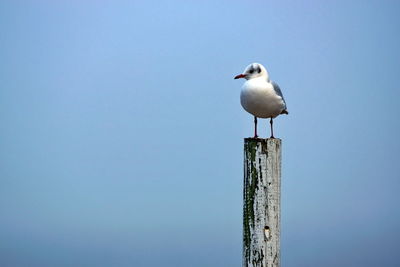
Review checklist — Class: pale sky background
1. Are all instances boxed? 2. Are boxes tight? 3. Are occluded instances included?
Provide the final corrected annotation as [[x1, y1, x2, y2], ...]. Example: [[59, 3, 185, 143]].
[[1, 1, 400, 266]]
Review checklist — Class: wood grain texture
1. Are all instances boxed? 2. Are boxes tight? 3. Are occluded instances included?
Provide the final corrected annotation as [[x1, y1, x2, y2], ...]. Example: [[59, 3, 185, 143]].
[[243, 138, 281, 267]]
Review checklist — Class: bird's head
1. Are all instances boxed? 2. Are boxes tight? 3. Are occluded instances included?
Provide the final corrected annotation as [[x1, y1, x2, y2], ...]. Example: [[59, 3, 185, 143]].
[[234, 63, 269, 81]]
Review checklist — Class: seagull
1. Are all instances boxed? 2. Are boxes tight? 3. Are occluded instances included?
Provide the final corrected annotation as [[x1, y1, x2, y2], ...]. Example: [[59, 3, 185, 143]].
[[234, 63, 288, 138]]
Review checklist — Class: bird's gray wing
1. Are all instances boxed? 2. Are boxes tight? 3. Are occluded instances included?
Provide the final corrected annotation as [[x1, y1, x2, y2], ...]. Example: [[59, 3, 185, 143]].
[[271, 81, 287, 111]]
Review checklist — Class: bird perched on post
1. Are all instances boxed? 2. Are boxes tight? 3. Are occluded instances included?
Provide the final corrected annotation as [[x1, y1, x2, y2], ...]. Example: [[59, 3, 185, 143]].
[[234, 63, 288, 138]]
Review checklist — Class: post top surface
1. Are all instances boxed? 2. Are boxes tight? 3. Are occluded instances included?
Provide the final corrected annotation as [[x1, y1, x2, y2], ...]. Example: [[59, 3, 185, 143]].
[[244, 137, 282, 141], [244, 137, 282, 148]]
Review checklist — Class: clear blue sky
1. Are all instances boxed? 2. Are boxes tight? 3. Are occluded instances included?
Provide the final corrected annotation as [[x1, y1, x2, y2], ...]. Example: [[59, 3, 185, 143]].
[[1, 1, 399, 266]]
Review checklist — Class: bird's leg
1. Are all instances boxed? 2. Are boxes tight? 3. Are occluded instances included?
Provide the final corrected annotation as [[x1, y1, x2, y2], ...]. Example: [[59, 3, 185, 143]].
[[254, 116, 258, 138], [269, 118, 275, 138]]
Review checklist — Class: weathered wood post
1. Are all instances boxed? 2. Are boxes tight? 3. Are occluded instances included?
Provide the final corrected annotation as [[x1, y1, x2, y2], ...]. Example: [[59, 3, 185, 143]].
[[243, 138, 281, 267]]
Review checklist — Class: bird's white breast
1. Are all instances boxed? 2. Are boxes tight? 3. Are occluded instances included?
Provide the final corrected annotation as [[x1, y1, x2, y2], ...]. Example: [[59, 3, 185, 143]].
[[240, 78, 285, 118]]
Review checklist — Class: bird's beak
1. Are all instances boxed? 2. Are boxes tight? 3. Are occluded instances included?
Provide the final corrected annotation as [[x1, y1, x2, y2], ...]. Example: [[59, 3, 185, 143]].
[[234, 74, 246, 79]]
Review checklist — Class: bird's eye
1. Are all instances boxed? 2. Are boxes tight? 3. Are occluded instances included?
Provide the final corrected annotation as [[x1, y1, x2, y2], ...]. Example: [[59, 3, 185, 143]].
[[249, 69, 254, 74], [257, 67, 261, 73]]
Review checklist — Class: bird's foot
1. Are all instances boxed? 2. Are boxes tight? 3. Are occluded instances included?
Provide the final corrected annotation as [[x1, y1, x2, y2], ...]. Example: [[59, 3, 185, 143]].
[[269, 135, 275, 139]]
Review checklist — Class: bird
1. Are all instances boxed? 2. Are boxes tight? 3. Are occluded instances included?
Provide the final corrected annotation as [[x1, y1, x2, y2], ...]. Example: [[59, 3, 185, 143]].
[[234, 63, 288, 138]]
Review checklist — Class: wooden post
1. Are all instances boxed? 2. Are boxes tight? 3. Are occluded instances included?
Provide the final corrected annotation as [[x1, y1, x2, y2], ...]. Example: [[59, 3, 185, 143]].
[[243, 138, 281, 267]]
